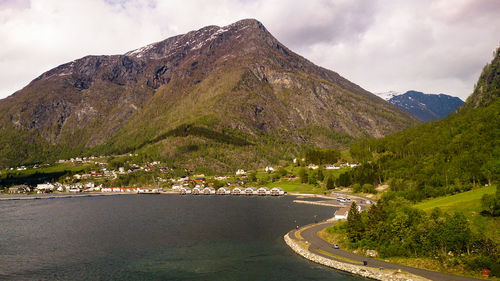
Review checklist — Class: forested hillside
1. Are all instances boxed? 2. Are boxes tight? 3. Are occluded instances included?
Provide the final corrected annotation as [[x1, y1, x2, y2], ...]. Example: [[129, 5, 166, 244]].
[[322, 47, 500, 278], [341, 46, 500, 202]]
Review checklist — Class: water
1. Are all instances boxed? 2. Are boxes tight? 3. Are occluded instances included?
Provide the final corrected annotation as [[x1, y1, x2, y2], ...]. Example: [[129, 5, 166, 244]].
[[0, 195, 366, 280]]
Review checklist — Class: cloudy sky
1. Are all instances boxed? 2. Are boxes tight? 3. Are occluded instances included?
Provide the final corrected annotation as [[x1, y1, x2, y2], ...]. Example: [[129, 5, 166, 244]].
[[1, 0, 499, 100]]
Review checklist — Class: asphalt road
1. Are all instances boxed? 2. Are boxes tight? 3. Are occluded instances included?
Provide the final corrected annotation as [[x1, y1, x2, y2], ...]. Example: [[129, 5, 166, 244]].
[[292, 221, 483, 281]]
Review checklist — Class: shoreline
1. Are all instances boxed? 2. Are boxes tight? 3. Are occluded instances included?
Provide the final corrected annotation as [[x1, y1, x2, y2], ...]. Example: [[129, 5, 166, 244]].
[[284, 223, 430, 281]]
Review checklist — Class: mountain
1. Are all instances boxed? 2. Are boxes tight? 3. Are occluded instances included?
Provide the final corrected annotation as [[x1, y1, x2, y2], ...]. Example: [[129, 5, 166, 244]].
[[376, 91, 401, 101], [464, 46, 500, 109], [349, 45, 500, 201], [0, 19, 417, 171], [387, 91, 464, 122]]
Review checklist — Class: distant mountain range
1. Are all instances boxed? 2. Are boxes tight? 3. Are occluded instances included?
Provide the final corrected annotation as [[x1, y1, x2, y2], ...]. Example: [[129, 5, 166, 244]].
[[0, 19, 417, 171], [376, 91, 464, 122]]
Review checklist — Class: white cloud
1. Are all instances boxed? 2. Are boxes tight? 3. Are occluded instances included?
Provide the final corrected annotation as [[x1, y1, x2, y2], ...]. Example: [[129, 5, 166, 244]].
[[0, 0, 499, 100]]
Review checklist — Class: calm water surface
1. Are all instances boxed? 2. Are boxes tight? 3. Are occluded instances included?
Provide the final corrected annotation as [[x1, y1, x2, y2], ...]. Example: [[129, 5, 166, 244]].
[[0, 195, 367, 280]]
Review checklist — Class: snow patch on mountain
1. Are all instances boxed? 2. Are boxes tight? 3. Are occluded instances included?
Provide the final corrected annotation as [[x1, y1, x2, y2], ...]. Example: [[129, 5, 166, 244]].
[[376, 91, 401, 101]]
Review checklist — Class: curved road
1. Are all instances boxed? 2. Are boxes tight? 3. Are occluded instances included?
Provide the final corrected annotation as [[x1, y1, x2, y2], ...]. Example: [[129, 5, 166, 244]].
[[291, 221, 483, 281]]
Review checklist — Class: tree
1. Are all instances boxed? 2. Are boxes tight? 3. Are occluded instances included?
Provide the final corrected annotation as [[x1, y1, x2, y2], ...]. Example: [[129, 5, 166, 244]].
[[308, 170, 317, 186], [326, 176, 335, 189], [298, 168, 308, 183], [278, 167, 288, 177], [247, 171, 257, 183], [317, 168, 324, 182], [336, 172, 351, 187], [346, 202, 364, 242], [481, 187, 500, 216]]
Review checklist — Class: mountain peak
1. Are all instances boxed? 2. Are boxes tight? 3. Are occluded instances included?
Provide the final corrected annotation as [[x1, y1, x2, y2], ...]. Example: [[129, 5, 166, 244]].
[[381, 90, 464, 122], [464, 45, 500, 109], [0, 19, 417, 169]]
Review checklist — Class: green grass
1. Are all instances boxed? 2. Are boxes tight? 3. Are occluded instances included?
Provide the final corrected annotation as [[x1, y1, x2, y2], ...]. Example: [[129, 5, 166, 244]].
[[414, 185, 496, 212], [265, 180, 325, 194], [315, 249, 363, 264], [414, 185, 499, 243]]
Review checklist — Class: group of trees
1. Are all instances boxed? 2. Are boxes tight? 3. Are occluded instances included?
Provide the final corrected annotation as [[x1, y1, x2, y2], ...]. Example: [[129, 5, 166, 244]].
[[343, 199, 499, 275], [346, 99, 500, 202], [482, 186, 500, 216], [298, 167, 325, 186], [304, 148, 341, 165]]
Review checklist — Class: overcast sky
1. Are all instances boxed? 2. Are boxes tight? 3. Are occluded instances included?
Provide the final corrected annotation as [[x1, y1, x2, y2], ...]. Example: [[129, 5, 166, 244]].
[[1, 0, 499, 100]]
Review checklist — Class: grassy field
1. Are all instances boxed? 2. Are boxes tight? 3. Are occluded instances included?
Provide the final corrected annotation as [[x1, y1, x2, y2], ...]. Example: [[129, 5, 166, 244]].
[[415, 185, 496, 211], [265, 180, 326, 194], [414, 185, 499, 243], [0, 163, 90, 187]]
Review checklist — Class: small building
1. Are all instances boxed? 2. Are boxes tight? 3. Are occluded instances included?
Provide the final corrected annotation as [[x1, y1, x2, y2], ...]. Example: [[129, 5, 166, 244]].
[[192, 186, 202, 195], [257, 187, 270, 196], [307, 164, 319, 170], [231, 187, 244, 195], [265, 166, 274, 172], [334, 207, 350, 220], [202, 187, 216, 195], [36, 183, 55, 192], [138, 187, 160, 194], [8, 185, 30, 194], [334, 203, 362, 220], [270, 187, 285, 196], [235, 169, 246, 176], [216, 187, 231, 195], [179, 187, 191, 195], [244, 187, 258, 195], [69, 187, 81, 193], [172, 184, 182, 191]]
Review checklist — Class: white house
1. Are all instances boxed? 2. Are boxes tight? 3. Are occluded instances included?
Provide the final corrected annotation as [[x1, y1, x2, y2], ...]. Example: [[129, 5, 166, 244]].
[[270, 187, 285, 196], [202, 187, 216, 195], [265, 166, 274, 172], [231, 187, 244, 195], [307, 164, 319, 170], [179, 187, 191, 195], [192, 186, 202, 195], [36, 183, 55, 191], [257, 187, 270, 196], [244, 187, 258, 195], [334, 204, 362, 220], [216, 187, 231, 195], [235, 169, 246, 176], [334, 207, 350, 220]]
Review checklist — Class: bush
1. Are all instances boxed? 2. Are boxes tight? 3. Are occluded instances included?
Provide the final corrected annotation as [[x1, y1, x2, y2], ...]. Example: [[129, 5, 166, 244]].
[[464, 255, 500, 276], [352, 183, 361, 193], [362, 183, 376, 194], [379, 242, 408, 258]]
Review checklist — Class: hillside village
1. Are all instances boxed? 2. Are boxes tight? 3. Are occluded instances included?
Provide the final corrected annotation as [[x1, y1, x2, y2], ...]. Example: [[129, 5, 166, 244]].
[[1, 152, 362, 198]]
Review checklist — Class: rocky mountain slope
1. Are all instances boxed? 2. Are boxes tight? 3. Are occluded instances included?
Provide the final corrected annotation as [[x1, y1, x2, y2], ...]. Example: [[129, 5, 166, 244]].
[[0, 19, 417, 171], [384, 91, 464, 122]]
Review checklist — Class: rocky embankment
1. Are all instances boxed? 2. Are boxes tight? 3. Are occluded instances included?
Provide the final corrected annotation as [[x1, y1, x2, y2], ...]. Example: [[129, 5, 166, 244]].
[[284, 233, 429, 281]]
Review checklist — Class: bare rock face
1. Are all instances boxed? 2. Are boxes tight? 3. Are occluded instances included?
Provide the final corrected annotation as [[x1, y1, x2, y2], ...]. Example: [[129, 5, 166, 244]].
[[0, 19, 417, 166]]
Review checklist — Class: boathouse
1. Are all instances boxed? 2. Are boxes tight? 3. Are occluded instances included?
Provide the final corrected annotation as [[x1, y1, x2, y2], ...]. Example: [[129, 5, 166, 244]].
[[270, 187, 285, 196], [192, 186, 202, 195], [244, 187, 258, 195], [257, 187, 270, 196], [231, 187, 244, 195], [202, 187, 216, 195], [216, 187, 231, 195], [179, 187, 191, 194]]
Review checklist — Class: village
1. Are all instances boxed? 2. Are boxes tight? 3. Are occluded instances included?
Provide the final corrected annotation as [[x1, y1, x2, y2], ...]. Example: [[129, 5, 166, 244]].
[[1, 154, 373, 216]]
